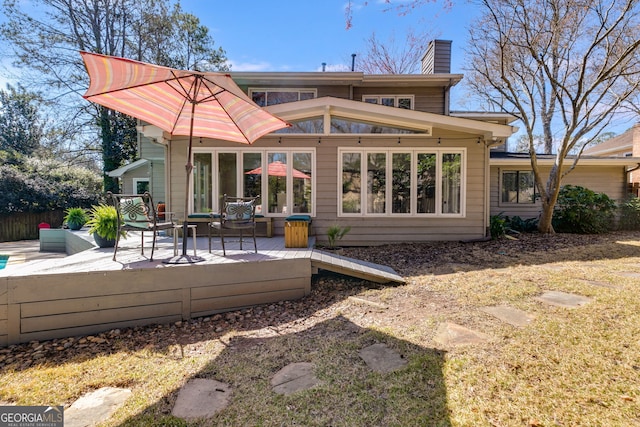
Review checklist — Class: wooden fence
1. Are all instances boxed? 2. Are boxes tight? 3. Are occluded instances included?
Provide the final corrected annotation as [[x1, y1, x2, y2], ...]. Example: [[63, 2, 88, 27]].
[[0, 211, 65, 242]]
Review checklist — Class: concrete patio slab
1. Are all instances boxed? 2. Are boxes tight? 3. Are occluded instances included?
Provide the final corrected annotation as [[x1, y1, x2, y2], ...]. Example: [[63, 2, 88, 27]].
[[64, 387, 131, 427], [171, 378, 232, 421], [481, 305, 535, 327], [271, 362, 319, 395], [535, 291, 592, 308], [433, 322, 489, 347], [358, 343, 407, 373]]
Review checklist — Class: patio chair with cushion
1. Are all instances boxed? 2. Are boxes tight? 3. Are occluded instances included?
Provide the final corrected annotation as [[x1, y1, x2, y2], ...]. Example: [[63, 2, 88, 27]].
[[107, 191, 175, 261], [208, 195, 258, 256]]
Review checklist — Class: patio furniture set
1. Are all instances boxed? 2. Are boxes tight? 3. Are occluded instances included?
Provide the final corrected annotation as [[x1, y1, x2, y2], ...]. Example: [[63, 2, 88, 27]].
[[108, 192, 265, 261]]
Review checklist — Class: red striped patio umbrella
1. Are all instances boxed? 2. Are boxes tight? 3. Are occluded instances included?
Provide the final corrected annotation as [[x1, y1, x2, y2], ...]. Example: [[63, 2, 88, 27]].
[[81, 51, 289, 263], [245, 161, 311, 179]]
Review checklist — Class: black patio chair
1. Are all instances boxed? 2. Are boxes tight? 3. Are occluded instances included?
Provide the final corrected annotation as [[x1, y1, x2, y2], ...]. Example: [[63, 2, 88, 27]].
[[208, 195, 258, 256], [107, 191, 175, 261]]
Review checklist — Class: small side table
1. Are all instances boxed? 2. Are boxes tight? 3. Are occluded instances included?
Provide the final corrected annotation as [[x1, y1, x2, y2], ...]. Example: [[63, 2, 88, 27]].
[[173, 224, 198, 256]]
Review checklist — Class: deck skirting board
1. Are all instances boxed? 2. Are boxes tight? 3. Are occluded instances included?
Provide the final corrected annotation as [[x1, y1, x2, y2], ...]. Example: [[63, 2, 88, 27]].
[[2, 258, 311, 346]]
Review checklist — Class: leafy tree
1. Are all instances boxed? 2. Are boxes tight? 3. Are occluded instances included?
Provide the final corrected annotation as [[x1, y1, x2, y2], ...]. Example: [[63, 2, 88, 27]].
[[1, 0, 228, 191], [0, 84, 44, 156], [464, 0, 640, 234], [0, 157, 102, 214]]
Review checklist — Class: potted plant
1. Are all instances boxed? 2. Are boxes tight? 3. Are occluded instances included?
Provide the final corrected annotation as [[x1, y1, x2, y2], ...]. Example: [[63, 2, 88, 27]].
[[85, 204, 124, 248], [63, 207, 88, 230], [324, 224, 351, 255]]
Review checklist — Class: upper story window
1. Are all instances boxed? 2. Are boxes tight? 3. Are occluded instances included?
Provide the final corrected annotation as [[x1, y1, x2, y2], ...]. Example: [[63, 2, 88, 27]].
[[249, 89, 317, 107], [363, 95, 414, 110]]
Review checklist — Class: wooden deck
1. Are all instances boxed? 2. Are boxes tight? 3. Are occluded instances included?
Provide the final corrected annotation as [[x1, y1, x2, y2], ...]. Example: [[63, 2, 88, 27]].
[[0, 230, 403, 347]]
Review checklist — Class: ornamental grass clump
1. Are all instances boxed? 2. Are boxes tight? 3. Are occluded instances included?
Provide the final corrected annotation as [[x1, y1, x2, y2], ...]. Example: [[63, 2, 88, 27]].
[[326, 224, 351, 249]]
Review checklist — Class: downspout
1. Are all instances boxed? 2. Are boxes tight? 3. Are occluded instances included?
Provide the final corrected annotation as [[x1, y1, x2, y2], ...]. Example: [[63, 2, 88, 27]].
[[443, 79, 453, 115], [484, 136, 506, 237], [165, 140, 171, 215], [484, 138, 490, 237]]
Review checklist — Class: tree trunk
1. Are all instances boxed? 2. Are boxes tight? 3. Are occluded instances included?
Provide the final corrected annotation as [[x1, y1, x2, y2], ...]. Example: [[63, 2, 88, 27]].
[[537, 165, 561, 234], [538, 202, 555, 234], [99, 107, 119, 193]]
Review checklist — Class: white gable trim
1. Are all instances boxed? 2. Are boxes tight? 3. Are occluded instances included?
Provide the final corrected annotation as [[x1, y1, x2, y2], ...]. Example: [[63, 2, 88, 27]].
[[265, 96, 516, 139], [107, 159, 148, 178]]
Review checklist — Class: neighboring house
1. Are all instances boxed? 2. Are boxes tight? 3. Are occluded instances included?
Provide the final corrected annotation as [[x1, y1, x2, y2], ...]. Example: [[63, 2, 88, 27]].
[[134, 40, 640, 244], [583, 123, 640, 187]]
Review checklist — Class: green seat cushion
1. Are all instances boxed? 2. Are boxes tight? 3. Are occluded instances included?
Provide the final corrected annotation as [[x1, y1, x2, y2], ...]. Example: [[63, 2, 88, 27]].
[[285, 215, 312, 223], [188, 213, 212, 219]]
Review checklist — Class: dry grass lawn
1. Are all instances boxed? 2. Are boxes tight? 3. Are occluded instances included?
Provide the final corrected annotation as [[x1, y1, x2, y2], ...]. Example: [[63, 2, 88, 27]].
[[1, 232, 639, 426]]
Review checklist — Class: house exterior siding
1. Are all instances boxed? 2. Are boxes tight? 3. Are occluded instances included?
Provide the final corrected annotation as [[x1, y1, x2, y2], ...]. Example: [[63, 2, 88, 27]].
[[167, 130, 489, 245], [490, 164, 628, 219]]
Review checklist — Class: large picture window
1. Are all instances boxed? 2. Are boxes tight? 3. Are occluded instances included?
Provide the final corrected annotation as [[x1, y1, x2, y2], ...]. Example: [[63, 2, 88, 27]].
[[501, 170, 536, 204], [192, 150, 314, 216], [340, 148, 465, 216]]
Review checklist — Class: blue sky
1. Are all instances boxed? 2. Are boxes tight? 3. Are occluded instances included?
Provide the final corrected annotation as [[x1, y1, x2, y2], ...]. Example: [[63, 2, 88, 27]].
[[179, 0, 477, 74], [0, 1, 477, 106]]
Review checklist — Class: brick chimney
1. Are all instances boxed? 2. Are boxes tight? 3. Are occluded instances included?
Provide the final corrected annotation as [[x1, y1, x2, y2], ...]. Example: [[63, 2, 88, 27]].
[[421, 40, 452, 74]]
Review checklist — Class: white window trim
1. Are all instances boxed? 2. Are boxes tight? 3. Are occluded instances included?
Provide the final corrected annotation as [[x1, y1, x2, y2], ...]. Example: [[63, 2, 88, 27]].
[[133, 178, 149, 194], [498, 169, 537, 206], [362, 95, 415, 110], [338, 147, 466, 218], [248, 88, 318, 105], [191, 148, 316, 217]]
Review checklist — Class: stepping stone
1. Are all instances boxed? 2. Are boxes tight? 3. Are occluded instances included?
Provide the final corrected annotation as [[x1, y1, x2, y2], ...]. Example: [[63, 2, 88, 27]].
[[358, 343, 407, 373], [65, 387, 132, 427], [172, 379, 232, 421], [535, 291, 591, 308], [434, 322, 489, 347], [481, 305, 535, 327], [580, 279, 619, 289], [617, 272, 640, 279], [271, 362, 319, 395]]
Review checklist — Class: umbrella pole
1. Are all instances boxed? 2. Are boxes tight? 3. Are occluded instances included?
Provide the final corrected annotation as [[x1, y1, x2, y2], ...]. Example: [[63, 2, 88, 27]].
[[183, 99, 202, 260], [165, 96, 204, 264]]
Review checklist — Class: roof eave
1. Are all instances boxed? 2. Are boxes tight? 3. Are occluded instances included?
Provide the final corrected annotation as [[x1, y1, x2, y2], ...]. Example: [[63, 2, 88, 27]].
[[490, 156, 640, 167], [266, 97, 516, 138], [229, 72, 464, 88]]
